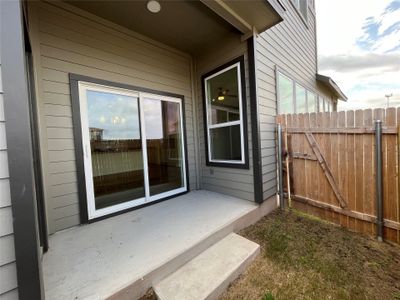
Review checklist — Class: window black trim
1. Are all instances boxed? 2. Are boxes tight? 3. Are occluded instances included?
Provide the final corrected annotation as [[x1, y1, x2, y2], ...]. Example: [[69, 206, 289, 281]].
[[69, 74, 190, 224], [201, 56, 249, 169]]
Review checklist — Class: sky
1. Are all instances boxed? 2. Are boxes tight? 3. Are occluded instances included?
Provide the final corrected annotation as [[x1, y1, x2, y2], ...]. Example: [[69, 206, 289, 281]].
[[315, 0, 400, 110]]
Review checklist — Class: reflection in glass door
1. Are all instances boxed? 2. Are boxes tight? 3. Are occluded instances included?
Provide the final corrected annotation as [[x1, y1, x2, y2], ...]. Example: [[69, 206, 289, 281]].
[[142, 97, 186, 198], [79, 83, 186, 219]]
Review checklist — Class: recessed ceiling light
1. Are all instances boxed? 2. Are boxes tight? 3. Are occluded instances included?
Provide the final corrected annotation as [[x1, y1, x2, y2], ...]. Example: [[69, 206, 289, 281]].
[[147, 0, 161, 13]]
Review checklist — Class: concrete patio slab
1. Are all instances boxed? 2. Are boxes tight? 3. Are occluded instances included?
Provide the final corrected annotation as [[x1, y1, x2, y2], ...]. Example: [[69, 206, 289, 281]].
[[43, 190, 267, 300]]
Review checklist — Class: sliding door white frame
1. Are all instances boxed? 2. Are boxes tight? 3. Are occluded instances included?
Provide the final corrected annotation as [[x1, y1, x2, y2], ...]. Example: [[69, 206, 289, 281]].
[[78, 82, 187, 220]]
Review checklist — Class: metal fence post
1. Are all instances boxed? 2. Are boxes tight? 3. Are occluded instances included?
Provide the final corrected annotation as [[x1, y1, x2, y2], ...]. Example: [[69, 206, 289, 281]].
[[277, 123, 284, 209], [375, 120, 383, 242]]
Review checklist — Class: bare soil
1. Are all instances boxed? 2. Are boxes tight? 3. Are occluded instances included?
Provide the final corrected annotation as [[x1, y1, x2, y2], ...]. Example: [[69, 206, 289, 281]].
[[220, 209, 400, 300]]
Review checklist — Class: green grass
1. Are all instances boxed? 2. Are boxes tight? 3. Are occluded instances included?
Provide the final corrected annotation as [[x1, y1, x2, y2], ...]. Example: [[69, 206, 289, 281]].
[[220, 209, 400, 300]]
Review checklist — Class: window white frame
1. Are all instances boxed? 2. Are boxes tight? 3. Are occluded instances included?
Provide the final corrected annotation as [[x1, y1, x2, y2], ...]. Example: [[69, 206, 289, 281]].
[[204, 62, 246, 165], [277, 69, 332, 114], [78, 82, 187, 219]]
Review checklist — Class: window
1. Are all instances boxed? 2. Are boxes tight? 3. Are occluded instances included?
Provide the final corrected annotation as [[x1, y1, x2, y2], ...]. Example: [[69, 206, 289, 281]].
[[203, 57, 248, 168], [277, 70, 320, 114], [295, 84, 306, 113], [292, 0, 308, 22], [307, 91, 317, 112], [318, 96, 325, 112], [278, 72, 294, 114]]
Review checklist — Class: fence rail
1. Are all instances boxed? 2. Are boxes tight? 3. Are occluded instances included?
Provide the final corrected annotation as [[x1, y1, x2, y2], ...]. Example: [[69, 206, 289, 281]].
[[277, 107, 400, 244]]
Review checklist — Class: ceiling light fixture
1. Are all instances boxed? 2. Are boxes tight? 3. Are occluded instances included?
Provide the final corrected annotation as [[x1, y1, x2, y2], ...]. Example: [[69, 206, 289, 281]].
[[147, 0, 161, 13]]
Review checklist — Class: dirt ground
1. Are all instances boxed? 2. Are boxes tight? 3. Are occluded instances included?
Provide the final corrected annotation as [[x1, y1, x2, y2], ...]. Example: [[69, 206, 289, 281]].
[[220, 209, 400, 300]]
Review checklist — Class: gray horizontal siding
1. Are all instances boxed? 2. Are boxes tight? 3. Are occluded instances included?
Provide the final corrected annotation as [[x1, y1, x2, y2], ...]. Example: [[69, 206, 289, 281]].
[[29, 1, 197, 233], [256, 0, 332, 200], [195, 37, 255, 202], [0, 62, 19, 299]]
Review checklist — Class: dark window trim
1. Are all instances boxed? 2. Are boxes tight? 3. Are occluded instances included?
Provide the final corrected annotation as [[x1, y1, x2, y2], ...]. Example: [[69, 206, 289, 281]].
[[1, 0, 44, 298], [247, 37, 264, 204], [201, 56, 249, 169], [69, 74, 190, 224]]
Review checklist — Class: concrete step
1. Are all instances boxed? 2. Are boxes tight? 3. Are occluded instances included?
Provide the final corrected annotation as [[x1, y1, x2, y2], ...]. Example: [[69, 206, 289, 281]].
[[154, 233, 260, 300]]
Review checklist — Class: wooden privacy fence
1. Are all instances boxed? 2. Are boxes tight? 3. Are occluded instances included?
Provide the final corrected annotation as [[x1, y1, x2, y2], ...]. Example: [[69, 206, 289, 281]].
[[277, 107, 400, 244]]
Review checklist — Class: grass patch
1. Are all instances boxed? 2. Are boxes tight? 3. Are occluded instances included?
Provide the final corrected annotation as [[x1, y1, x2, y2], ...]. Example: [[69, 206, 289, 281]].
[[220, 209, 400, 300]]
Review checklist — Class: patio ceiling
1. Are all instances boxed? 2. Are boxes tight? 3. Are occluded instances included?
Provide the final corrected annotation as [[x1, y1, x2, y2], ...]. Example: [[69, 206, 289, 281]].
[[66, 0, 282, 56]]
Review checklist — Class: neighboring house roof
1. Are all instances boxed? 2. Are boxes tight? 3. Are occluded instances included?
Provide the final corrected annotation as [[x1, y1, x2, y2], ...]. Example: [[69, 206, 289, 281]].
[[316, 73, 348, 101]]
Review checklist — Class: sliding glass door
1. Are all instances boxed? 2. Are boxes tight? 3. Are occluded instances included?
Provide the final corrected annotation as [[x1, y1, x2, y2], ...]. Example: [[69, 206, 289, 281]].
[[79, 83, 186, 219]]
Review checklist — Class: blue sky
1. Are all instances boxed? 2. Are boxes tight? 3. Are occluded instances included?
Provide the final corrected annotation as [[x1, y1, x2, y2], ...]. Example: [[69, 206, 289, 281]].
[[316, 0, 400, 110]]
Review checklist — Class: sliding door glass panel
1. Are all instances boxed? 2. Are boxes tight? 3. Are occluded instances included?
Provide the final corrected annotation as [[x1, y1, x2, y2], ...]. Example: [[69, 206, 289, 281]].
[[86, 90, 145, 209], [143, 98, 184, 196]]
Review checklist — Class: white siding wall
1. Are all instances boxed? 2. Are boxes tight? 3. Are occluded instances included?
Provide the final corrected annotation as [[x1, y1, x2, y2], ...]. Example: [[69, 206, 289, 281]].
[[0, 59, 19, 300], [28, 1, 197, 233], [256, 0, 332, 200], [195, 37, 255, 202]]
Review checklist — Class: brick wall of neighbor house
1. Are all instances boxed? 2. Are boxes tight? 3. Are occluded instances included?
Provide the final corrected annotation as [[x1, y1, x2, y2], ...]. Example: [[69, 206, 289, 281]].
[[256, 0, 333, 201], [0, 58, 19, 300], [27, 1, 197, 233], [195, 38, 255, 202]]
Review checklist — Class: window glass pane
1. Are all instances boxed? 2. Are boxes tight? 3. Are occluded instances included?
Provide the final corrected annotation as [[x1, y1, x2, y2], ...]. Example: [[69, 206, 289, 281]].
[[228, 112, 239, 121], [210, 125, 241, 161], [295, 84, 306, 113], [278, 73, 294, 114], [318, 96, 324, 112], [299, 0, 308, 19], [143, 98, 184, 196], [86, 90, 145, 210], [307, 91, 316, 112], [206, 66, 240, 125]]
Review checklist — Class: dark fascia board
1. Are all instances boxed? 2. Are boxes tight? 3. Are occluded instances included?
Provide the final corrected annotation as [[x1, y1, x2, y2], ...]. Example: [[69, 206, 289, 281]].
[[316, 73, 348, 101], [1, 0, 43, 299], [69, 74, 190, 223], [200, 56, 250, 170]]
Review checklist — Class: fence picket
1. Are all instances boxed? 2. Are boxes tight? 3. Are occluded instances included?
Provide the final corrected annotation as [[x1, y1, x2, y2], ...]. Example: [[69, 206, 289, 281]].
[[385, 108, 397, 242], [338, 111, 348, 227], [277, 108, 399, 244]]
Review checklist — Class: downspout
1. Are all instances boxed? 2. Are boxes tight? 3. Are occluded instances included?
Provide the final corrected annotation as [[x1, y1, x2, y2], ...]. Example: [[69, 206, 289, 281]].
[[277, 123, 284, 209], [375, 120, 383, 242], [247, 33, 263, 203]]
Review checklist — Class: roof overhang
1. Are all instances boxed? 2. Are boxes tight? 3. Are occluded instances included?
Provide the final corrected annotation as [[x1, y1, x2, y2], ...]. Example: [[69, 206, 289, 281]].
[[316, 73, 348, 101], [200, 0, 284, 37]]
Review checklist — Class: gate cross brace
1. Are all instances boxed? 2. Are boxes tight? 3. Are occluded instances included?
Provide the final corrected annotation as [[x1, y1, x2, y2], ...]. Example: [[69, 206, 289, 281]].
[[305, 133, 348, 209]]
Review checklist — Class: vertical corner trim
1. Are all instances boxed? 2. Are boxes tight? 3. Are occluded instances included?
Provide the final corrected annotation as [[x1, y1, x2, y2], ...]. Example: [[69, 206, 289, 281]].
[[247, 36, 264, 203], [0, 0, 44, 299]]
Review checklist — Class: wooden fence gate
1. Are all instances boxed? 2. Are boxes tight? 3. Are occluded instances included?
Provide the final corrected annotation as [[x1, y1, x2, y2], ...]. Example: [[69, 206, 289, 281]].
[[277, 108, 400, 244]]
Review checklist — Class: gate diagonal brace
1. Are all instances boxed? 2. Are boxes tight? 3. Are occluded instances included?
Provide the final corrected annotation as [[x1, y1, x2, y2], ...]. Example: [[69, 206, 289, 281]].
[[305, 132, 348, 209]]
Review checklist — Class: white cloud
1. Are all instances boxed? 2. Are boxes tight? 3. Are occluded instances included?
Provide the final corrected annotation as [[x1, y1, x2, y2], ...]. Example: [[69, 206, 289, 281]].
[[316, 0, 400, 111]]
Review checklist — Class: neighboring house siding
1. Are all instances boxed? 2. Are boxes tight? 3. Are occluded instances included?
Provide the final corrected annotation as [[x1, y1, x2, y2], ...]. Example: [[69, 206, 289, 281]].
[[0, 61, 19, 299], [195, 39, 255, 202], [28, 1, 196, 233], [256, 0, 332, 200]]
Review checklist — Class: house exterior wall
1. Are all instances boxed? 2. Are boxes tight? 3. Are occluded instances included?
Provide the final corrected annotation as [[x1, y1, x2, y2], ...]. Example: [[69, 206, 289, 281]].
[[195, 37, 255, 202], [255, 0, 334, 200], [0, 58, 19, 300], [27, 1, 197, 233]]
